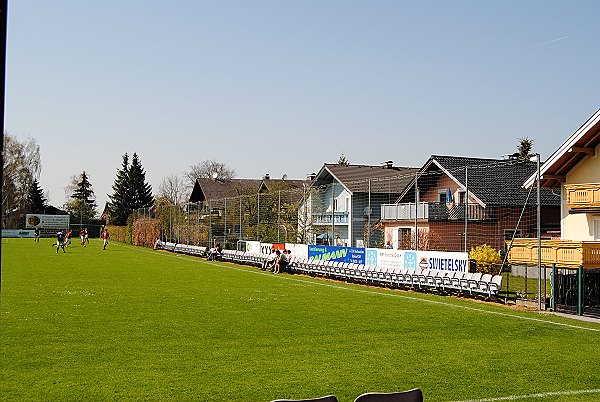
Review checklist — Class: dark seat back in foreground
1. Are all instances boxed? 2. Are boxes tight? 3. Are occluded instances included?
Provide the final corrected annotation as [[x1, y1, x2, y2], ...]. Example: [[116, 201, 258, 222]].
[[354, 389, 423, 402]]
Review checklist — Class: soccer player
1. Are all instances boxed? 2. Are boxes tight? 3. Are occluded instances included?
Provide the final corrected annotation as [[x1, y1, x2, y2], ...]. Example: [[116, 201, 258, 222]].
[[55, 230, 66, 253], [80, 228, 88, 247], [64, 229, 73, 247], [101, 228, 109, 250]]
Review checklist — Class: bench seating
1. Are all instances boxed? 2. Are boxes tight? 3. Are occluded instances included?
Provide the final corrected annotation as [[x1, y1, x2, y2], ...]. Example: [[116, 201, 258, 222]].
[[157, 243, 503, 298]]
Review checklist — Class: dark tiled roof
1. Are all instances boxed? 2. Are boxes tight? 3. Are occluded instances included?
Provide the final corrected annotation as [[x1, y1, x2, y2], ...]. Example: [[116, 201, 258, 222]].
[[189, 178, 263, 202], [260, 179, 309, 192], [417, 155, 560, 206], [189, 177, 309, 203], [314, 164, 419, 194]]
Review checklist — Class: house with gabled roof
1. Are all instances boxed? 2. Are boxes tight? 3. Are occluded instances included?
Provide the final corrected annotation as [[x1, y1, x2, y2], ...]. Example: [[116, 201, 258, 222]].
[[305, 162, 418, 247], [380, 155, 561, 252], [188, 173, 307, 206], [188, 174, 310, 245], [507, 108, 600, 316], [524, 108, 600, 242], [510, 108, 600, 269], [188, 178, 263, 205]]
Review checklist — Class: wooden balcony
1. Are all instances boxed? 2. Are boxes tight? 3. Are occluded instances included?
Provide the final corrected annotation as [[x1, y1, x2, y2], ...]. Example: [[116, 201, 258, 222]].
[[566, 183, 600, 212], [508, 239, 600, 268]]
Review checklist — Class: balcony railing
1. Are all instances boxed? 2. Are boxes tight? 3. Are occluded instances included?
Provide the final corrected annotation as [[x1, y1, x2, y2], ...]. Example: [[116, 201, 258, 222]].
[[566, 183, 600, 211], [508, 239, 600, 268], [381, 202, 492, 221], [312, 211, 349, 225], [381, 202, 429, 220]]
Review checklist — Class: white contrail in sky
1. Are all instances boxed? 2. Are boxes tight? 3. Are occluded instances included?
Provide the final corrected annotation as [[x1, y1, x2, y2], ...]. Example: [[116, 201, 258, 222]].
[[527, 35, 570, 49]]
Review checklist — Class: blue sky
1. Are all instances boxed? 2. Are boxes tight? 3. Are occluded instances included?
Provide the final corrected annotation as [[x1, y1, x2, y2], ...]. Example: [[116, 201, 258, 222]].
[[6, 0, 600, 211]]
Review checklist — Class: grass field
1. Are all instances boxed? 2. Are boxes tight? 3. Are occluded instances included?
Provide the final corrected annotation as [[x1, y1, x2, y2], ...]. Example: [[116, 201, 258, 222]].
[[1, 239, 599, 401]]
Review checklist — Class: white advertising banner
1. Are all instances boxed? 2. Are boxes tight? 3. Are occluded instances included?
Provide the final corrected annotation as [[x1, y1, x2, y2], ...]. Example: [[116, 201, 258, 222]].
[[285, 243, 308, 260], [25, 214, 70, 229], [2, 229, 35, 238], [245, 241, 262, 254], [365, 248, 469, 272]]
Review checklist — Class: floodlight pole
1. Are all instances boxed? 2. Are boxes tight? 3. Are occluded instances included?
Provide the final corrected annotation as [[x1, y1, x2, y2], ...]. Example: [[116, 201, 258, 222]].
[[367, 179, 371, 248], [331, 180, 335, 245], [0, 0, 8, 300], [464, 167, 468, 253], [536, 153, 542, 310], [414, 172, 418, 251]]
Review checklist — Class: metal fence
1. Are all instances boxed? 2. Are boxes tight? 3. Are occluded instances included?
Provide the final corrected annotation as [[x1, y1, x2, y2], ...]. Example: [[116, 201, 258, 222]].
[[139, 158, 558, 254], [553, 266, 600, 318]]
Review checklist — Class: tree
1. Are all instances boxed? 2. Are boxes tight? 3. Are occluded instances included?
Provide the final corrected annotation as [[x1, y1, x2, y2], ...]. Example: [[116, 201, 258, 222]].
[[337, 152, 349, 166], [517, 137, 535, 160], [108, 152, 153, 225], [2, 133, 41, 228], [158, 173, 185, 205], [185, 159, 235, 188], [128, 153, 153, 211], [26, 179, 47, 213], [108, 154, 131, 225], [65, 171, 98, 221]]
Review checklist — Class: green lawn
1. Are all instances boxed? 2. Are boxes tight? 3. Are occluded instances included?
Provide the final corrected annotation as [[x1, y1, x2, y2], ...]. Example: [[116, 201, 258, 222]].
[[1, 238, 599, 401]]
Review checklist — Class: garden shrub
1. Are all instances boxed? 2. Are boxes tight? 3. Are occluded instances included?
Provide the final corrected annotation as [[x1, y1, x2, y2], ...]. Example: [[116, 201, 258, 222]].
[[469, 244, 501, 274]]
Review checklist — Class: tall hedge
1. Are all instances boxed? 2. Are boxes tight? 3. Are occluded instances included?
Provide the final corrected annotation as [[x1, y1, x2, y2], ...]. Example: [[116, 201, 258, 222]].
[[132, 218, 160, 248], [105, 225, 129, 244]]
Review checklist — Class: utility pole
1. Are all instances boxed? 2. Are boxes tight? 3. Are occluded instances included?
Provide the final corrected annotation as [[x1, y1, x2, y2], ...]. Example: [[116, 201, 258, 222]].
[[0, 0, 8, 299], [536, 153, 542, 310]]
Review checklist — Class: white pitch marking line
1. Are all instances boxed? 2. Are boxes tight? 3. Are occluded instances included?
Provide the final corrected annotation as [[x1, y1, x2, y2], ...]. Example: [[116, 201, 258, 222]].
[[451, 388, 600, 402]]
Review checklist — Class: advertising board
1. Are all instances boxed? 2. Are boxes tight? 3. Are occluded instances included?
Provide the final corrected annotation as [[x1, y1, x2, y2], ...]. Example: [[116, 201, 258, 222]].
[[2, 229, 35, 238], [308, 245, 365, 264], [365, 248, 469, 272], [25, 214, 70, 229]]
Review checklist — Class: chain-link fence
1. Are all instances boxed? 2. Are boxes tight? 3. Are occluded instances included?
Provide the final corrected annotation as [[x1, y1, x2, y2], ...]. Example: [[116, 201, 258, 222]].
[[134, 159, 562, 307], [141, 158, 560, 252]]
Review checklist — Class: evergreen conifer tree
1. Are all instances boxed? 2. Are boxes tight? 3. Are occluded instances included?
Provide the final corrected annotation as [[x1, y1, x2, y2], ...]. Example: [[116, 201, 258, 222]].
[[337, 152, 349, 166], [26, 178, 47, 213], [72, 171, 94, 201], [108, 153, 154, 225], [108, 154, 131, 225], [129, 153, 153, 210], [65, 171, 97, 221]]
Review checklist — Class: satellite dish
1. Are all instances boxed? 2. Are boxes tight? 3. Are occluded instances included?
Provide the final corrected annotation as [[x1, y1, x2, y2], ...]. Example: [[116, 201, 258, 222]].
[[282, 174, 288, 180], [363, 206, 372, 216]]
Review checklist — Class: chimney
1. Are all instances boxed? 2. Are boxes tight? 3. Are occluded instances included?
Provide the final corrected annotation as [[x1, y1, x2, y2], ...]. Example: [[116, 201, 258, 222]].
[[384, 160, 394, 169], [307, 173, 317, 181], [263, 173, 270, 180]]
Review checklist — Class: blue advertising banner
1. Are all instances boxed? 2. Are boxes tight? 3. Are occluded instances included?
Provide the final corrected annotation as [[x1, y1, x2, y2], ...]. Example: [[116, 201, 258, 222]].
[[308, 245, 365, 264]]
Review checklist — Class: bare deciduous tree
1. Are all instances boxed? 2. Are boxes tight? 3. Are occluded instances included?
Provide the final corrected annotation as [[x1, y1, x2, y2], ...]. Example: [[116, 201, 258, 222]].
[[185, 159, 236, 188], [158, 174, 186, 205], [3, 133, 42, 228]]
